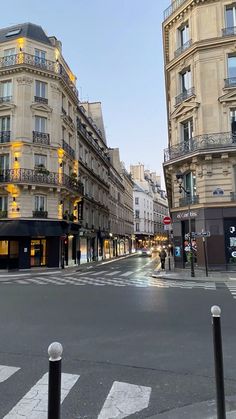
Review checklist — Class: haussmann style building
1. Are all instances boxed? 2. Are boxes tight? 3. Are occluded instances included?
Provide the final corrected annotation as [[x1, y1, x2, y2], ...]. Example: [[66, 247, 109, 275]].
[[163, 0, 236, 270]]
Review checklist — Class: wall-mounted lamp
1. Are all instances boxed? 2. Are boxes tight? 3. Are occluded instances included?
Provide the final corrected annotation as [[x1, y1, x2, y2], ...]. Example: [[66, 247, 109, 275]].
[[17, 207, 20, 212], [59, 162, 63, 168], [74, 205, 77, 211], [14, 156, 18, 162], [19, 47, 23, 52], [60, 200, 63, 205], [13, 197, 16, 202]]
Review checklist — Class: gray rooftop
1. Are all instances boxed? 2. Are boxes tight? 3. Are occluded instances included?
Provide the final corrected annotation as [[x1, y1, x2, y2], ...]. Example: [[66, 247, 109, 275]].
[[0, 23, 51, 46]]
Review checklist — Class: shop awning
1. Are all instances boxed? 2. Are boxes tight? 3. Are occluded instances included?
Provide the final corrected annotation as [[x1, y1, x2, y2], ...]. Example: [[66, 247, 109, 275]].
[[0, 220, 71, 237]]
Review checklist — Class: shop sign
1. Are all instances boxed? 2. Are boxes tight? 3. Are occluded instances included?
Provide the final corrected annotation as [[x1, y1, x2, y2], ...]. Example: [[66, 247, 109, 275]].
[[176, 211, 198, 220]]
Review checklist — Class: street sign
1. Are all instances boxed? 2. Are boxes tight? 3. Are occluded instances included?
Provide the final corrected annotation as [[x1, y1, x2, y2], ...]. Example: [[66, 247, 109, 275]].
[[164, 224, 171, 231], [163, 216, 171, 225], [192, 231, 211, 238]]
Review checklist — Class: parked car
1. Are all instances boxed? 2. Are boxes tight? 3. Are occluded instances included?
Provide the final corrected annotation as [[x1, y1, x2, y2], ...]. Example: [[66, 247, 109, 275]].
[[137, 248, 153, 257]]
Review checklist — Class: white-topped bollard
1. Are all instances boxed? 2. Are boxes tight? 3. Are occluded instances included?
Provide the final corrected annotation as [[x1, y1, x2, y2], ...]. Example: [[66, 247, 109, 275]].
[[48, 342, 63, 419], [211, 306, 226, 419]]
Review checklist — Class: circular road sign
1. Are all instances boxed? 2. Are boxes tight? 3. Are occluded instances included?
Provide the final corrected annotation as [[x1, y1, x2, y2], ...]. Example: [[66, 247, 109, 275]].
[[163, 216, 171, 225]]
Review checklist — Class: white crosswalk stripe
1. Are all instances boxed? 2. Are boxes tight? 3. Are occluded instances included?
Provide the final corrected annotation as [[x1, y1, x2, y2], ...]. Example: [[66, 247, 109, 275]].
[[120, 271, 134, 277], [106, 270, 121, 276], [3, 372, 79, 418], [0, 365, 20, 382], [226, 283, 236, 299]]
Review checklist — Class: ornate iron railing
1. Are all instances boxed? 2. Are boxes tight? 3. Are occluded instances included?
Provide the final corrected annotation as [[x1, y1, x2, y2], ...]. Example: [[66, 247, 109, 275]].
[[174, 39, 192, 58], [175, 87, 195, 106], [0, 168, 84, 195], [225, 78, 236, 88], [34, 96, 48, 104], [231, 192, 236, 201], [32, 210, 48, 218], [179, 195, 199, 207], [0, 210, 7, 218], [0, 53, 78, 97], [0, 131, 10, 143], [164, 0, 187, 20], [77, 122, 110, 164], [0, 96, 12, 103], [32, 131, 50, 145], [222, 27, 236, 37], [62, 139, 75, 159], [164, 132, 236, 162]]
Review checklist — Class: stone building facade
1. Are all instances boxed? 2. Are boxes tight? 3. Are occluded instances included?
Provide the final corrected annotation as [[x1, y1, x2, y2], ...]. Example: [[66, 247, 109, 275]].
[[163, 0, 236, 270]]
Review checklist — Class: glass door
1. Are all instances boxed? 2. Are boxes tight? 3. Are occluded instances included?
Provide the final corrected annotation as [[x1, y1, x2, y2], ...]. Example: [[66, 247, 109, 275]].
[[30, 239, 46, 267]]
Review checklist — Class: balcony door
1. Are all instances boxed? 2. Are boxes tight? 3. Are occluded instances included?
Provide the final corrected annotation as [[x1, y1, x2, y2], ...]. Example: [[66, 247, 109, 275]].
[[226, 5, 236, 28], [0, 154, 9, 170], [181, 69, 191, 93], [181, 118, 193, 151]]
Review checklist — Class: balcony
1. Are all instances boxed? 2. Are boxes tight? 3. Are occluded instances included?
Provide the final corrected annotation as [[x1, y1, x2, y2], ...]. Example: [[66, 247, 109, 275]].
[[33, 131, 50, 145], [0, 131, 10, 143], [0, 210, 7, 218], [179, 195, 199, 207], [231, 192, 236, 201], [77, 122, 110, 164], [0, 96, 12, 103], [164, 132, 236, 162], [225, 78, 236, 88], [222, 27, 236, 37], [62, 139, 75, 159], [32, 210, 48, 218], [34, 96, 48, 104], [175, 87, 195, 106], [164, 0, 187, 20], [174, 39, 192, 58], [0, 53, 78, 98], [0, 168, 84, 195]]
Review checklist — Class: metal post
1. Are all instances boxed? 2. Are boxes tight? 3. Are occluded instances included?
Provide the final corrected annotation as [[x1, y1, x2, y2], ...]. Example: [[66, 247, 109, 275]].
[[48, 342, 63, 419], [203, 237, 208, 277], [211, 306, 226, 419], [188, 194, 195, 277]]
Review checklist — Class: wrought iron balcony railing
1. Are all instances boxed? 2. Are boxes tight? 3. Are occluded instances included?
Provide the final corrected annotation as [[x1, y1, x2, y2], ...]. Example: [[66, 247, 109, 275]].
[[174, 39, 192, 58], [62, 139, 75, 159], [164, 0, 187, 20], [0, 210, 7, 218], [225, 78, 236, 88], [231, 192, 236, 201], [0, 168, 84, 195], [179, 195, 199, 207], [175, 87, 195, 106], [222, 27, 236, 37], [164, 132, 236, 162], [77, 122, 110, 164], [0, 96, 12, 103], [0, 53, 78, 97], [34, 96, 48, 104], [33, 131, 50, 145], [0, 130, 10, 143], [32, 210, 48, 218]]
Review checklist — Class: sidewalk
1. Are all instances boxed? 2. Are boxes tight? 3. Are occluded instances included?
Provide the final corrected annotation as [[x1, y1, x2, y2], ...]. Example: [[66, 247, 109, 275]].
[[152, 257, 236, 282], [147, 396, 236, 418]]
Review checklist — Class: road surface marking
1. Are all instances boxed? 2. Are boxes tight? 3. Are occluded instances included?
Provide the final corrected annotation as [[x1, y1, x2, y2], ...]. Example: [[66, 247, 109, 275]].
[[0, 366, 20, 383], [98, 381, 151, 419], [106, 271, 121, 276], [120, 271, 134, 277], [3, 372, 79, 418]]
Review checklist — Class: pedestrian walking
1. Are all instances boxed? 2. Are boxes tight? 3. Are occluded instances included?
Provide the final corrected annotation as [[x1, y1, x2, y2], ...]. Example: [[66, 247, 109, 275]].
[[159, 248, 167, 270]]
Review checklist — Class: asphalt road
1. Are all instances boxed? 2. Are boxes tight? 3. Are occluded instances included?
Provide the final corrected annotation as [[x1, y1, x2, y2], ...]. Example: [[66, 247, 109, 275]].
[[0, 255, 235, 418]]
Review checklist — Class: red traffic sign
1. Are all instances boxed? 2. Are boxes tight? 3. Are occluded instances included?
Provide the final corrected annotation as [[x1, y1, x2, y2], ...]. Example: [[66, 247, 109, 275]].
[[163, 216, 171, 225]]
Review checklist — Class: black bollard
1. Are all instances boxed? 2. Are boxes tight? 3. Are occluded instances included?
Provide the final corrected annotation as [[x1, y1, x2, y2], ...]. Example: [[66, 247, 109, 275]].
[[48, 342, 63, 419], [211, 306, 226, 419]]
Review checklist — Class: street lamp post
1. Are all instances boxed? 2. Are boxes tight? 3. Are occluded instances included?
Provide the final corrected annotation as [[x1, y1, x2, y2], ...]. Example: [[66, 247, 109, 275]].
[[176, 172, 195, 278]]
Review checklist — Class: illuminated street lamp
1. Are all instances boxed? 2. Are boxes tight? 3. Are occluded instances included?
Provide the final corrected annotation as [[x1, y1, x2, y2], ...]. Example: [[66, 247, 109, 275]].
[[176, 172, 195, 277]]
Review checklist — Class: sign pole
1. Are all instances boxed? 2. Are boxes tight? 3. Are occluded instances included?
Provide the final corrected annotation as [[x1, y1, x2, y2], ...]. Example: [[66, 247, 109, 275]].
[[203, 237, 208, 277]]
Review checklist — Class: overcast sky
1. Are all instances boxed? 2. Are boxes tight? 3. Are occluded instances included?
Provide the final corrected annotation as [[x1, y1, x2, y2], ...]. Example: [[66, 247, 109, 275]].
[[2, 0, 170, 183]]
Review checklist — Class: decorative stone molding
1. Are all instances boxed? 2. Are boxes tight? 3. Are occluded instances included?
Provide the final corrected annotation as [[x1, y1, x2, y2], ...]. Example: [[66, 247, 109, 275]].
[[17, 76, 33, 85], [50, 82, 61, 93]]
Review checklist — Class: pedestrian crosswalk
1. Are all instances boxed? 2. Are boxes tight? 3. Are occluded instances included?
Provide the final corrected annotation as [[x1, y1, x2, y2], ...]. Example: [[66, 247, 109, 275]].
[[0, 364, 152, 418], [0, 273, 217, 290], [226, 283, 236, 299]]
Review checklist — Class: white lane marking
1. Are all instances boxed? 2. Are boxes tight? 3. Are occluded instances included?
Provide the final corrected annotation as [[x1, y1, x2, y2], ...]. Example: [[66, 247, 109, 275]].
[[120, 271, 134, 277], [3, 372, 79, 418], [89, 271, 107, 276], [16, 280, 29, 284], [0, 365, 20, 383], [98, 381, 151, 419], [106, 271, 121, 276]]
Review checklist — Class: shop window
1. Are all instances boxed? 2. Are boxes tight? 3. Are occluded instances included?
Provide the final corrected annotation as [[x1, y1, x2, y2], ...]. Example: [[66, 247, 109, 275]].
[[0, 240, 8, 255]]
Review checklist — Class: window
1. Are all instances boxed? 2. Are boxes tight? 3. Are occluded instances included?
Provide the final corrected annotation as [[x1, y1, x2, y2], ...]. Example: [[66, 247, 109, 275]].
[[226, 4, 236, 28], [35, 116, 47, 133], [4, 48, 16, 66], [35, 49, 46, 65], [181, 69, 191, 92], [35, 195, 46, 211], [35, 81, 46, 98], [181, 118, 193, 149], [0, 196, 7, 211], [228, 55, 236, 79], [135, 197, 139, 205], [0, 116, 10, 132], [136, 223, 140, 232], [230, 109, 236, 136], [68, 102, 72, 116], [0, 154, 9, 170], [184, 172, 196, 197], [0, 81, 12, 99], [135, 210, 140, 218], [34, 154, 47, 168], [179, 23, 189, 46]]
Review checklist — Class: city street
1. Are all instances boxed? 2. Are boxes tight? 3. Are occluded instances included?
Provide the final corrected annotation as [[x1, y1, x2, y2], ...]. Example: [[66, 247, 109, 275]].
[[0, 256, 235, 417]]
